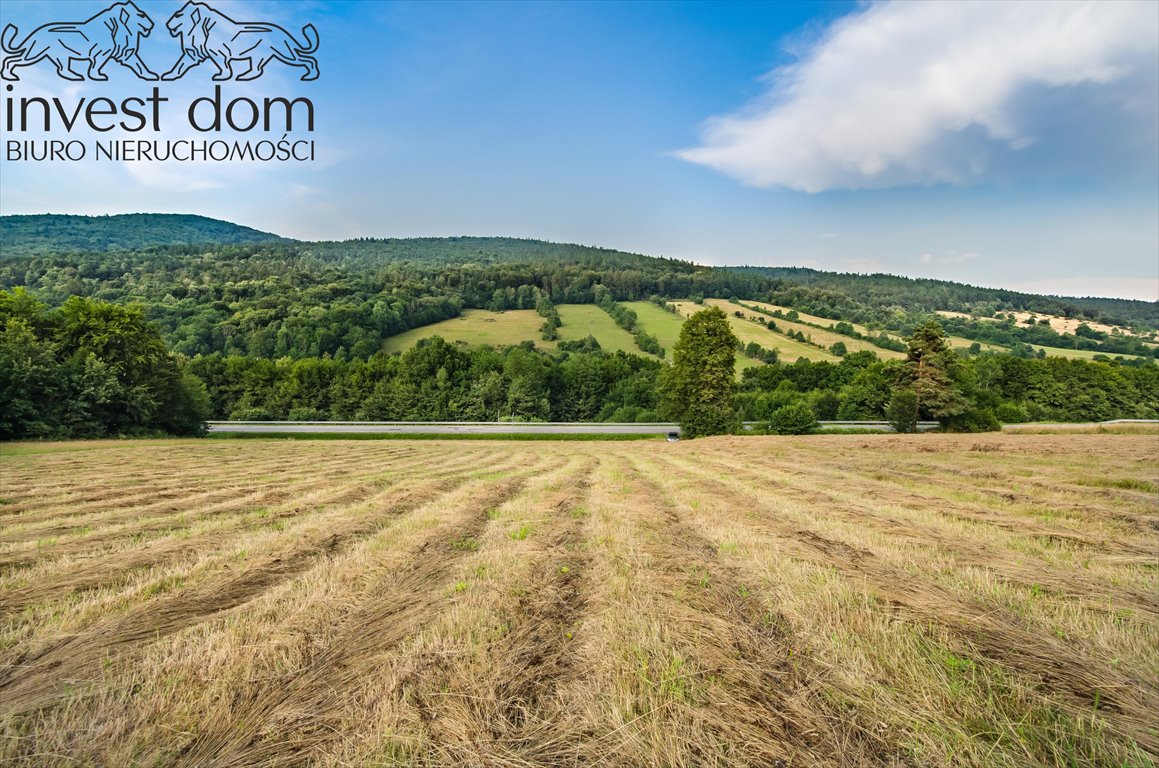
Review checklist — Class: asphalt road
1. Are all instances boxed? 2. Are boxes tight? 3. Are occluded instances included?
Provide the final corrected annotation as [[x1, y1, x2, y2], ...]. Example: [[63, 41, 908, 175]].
[[208, 421, 680, 435], [206, 419, 1154, 435]]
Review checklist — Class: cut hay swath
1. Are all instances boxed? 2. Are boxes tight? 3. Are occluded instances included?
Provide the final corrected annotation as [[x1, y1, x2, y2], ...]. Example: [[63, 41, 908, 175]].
[[1, 435, 1156, 767]]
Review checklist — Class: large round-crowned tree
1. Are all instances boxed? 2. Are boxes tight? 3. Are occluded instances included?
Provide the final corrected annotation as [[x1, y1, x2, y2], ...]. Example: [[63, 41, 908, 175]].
[[659, 306, 739, 437]]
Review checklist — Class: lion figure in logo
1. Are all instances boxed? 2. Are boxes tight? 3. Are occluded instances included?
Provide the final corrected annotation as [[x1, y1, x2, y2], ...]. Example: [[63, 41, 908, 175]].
[[162, 2, 319, 82], [1, 1, 159, 81]]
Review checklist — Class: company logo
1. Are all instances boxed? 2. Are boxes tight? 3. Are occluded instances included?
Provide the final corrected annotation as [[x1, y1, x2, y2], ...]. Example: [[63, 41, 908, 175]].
[[2, 1, 321, 165], [0, 1, 319, 82], [161, 2, 319, 82], [1, 2, 160, 82]]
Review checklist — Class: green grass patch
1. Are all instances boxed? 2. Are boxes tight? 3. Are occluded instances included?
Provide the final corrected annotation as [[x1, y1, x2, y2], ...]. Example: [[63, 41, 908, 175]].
[[622, 301, 687, 353], [672, 301, 835, 363], [451, 535, 479, 552], [1076, 477, 1158, 493], [1029, 345, 1149, 362], [382, 308, 554, 354], [556, 304, 649, 356]]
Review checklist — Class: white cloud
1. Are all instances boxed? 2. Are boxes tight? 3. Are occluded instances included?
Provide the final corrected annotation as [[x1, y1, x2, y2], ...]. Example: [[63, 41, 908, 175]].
[[678, 1, 1159, 191], [919, 251, 978, 265]]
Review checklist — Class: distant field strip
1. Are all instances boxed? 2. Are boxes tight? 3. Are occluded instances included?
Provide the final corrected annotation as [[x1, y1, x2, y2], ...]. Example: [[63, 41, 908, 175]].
[[672, 301, 837, 362], [750, 300, 1009, 353], [707, 299, 906, 359], [1, 435, 1156, 767]]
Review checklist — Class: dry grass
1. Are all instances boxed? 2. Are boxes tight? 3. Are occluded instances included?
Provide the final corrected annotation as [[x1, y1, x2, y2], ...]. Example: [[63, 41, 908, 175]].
[[1, 435, 1156, 767], [937, 310, 1153, 341]]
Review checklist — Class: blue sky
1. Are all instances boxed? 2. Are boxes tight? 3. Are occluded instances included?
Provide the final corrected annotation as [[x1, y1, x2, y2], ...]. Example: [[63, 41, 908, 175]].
[[1, 0, 1156, 300]]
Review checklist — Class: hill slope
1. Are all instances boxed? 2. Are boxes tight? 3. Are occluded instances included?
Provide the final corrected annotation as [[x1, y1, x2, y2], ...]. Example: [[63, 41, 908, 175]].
[[0, 214, 289, 256], [1, 214, 1154, 363], [733, 266, 1158, 327]]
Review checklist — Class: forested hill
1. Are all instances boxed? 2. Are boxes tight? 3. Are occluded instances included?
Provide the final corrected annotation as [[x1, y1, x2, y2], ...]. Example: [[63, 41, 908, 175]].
[[305, 237, 698, 272], [3, 214, 1157, 438], [0, 214, 288, 256], [732, 266, 1158, 327], [2, 214, 1156, 335]]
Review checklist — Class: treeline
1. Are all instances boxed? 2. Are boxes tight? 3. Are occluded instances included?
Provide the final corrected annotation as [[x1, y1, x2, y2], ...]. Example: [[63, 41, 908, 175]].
[[175, 334, 1159, 429], [938, 316, 1158, 359], [188, 339, 663, 423], [738, 266, 1158, 329], [734, 347, 1159, 427], [0, 290, 209, 440], [3, 288, 1154, 439]]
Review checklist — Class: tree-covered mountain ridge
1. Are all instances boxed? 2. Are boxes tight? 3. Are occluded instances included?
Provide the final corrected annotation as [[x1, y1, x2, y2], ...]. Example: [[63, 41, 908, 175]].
[[2, 213, 1153, 327], [3, 214, 1156, 439], [0, 214, 289, 255]]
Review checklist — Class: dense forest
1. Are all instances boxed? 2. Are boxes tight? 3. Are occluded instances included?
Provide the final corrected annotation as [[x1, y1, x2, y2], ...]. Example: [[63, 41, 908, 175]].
[[0, 290, 209, 439], [0, 214, 287, 257], [1, 214, 1156, 438]]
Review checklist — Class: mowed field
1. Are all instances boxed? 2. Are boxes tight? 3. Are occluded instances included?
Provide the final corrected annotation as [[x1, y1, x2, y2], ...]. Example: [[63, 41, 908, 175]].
[[2, 436, 1158, 767], [671, 301, 835, 363]]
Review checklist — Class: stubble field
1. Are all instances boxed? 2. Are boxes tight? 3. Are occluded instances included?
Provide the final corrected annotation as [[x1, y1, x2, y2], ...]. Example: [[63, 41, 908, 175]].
[[1, 435, 1157, 767]]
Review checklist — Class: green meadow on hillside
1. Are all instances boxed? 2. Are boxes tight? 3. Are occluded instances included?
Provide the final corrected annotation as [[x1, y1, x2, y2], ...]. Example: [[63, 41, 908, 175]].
[[380, 305, 659, 359], [703, 299, 905, 360], [376, 302, 771, 371], [671, 301, 838, 362], [744, 299, 1006, 354], [556, 305, 647, 356], [381, 309, 556, 354], [622, 302, 687, 351], [1027, 345, 1150, 362]]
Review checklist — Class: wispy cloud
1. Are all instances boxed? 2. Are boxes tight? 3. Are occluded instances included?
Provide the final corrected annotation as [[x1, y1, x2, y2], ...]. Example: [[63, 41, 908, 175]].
[[841, 258, 880, 273], [919, 251, 978, 265], [677, 1, 1158, 192]]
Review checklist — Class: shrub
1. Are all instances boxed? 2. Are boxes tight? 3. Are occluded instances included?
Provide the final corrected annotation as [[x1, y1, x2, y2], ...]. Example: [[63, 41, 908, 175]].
[[812, 391, 841, 421], [885, 389, 918, 433], [994, 402, 1028, 424], [230, 407, 276, 421], [944, 408, 1002, 433], [680, 404, 740, 438], [287, 407, 328, 421], [766, 403, 818, 435]]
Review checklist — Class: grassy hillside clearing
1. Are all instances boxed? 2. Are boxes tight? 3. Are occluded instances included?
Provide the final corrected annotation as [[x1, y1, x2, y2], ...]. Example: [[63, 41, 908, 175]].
[[1027, 345, 1151, 362], [744, 300, 891, 338], [704, 299, 906, 360], [381, 309, 556, 354], [748, 300, 1006, 353], [556, 304, 650, 356], [618, 301, 761, 372], [938, 310, 1156, 340], [622, 301, 687, 351], [0, 436, 1155, 767], [672, 301, 838, 362], [376, 302, 1144, 365], [380, 305, 656, 359]]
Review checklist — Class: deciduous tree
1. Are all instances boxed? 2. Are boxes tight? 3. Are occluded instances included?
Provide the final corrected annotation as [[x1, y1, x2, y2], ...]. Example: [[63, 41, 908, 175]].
[[659, 307, 738, 436]]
